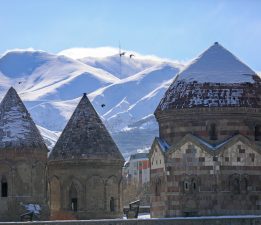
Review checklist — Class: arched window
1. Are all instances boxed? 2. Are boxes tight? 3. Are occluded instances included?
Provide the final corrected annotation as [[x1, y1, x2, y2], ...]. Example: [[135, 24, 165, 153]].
[[69, 183, 78, 211], [1, 176, 8, 197], [255, 125, 261, 141], [241, 177, 248, 193], [110, 197, 115, 212], [232, 178, 240, 194], [209, 123, 217, 140], [192, 179, 197, 192], [184, 180, 190, 192]]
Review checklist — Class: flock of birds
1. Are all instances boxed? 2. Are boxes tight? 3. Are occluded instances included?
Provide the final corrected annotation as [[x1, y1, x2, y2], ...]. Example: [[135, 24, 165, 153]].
[[119, 51, 135, 58]]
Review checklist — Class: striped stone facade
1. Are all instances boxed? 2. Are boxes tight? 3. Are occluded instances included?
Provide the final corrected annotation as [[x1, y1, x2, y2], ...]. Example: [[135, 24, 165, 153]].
[[149, 43, 261, 218]]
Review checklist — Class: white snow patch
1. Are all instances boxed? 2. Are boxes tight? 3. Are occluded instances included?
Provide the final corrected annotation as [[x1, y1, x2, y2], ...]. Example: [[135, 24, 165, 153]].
[[137, 147, 150, 153], [177, 43, 256, 84], [2, 106, 30, 142], [23, 204, 41, 214], [37, 125, 60, 150]]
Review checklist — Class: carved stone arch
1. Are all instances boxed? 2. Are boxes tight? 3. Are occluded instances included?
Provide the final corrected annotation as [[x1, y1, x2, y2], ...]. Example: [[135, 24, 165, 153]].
[[86, 175, 105, 211], [62, 177, 84, 211], [182, 175, 190, 193], [240, 174, 249, 193], [105, 175, 119, 212], [49, 176, 61, 212], [190, 175, 200, 192], [0, 160, 13, 171], [229, 174, 240, 194], [105, 175, 118, 184], [86, 174, 105, 185]]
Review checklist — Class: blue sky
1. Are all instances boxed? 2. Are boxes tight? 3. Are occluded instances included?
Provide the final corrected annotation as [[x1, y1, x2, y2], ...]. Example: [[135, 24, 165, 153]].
[[0, 0, 260, 70]]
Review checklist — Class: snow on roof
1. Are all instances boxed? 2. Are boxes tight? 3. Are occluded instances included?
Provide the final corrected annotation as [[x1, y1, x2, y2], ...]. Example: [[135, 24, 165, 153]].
[[129, 152, 148, 160], [156, 43, 261, 111], [193, 135, 232, 151], [0, 87, 47, 150], [156, 137, 170, 152], [177, 42, 256, 84]]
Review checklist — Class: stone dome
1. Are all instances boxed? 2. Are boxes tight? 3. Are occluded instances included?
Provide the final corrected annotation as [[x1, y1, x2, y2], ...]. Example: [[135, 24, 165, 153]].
[[155, 43, 261, 145], [156, 42, 261, 112]]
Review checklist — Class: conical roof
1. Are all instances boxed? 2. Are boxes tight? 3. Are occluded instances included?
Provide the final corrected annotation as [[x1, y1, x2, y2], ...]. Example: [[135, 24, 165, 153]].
[[49, 93, 124, 161], [0, 87, 48, 150], [157, 42, 261, 111], [176, 42, 257, 83]]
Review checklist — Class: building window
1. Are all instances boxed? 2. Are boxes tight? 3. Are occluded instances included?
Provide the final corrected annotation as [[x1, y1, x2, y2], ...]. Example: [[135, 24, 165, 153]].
[[213, 156, 218, 162], [237, 157, 241, 162], [225, 157, 229, 162], [199, 157, 205, 162], [175, 158, 181, 163], [192, 179, 197, 192], [239, 149, 245, 153], [110, 197, 115, 212], [184, 181, 190, 192], [1, 176, 7, 197], [241, 177, 248, 193], [71, 198, 77, 212], [232, 178, 240, 194], [255, 125, 261, 141], [69, 184, 78, 212], [209, 123, 217, 140], [249, 153, 255, 162]]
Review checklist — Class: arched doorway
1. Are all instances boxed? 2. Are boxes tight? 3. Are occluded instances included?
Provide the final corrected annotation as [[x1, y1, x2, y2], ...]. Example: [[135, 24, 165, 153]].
[[1, 176, 8, 197], [69, 183, 78, 212]]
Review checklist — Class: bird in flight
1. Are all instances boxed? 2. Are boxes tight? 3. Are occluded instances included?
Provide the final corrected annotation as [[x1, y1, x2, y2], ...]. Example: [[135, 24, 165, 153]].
[[119, 52, 126, 57]]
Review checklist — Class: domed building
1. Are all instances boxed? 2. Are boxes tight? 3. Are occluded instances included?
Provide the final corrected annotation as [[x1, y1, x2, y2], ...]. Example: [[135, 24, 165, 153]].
[[0, 87, 49, 221], [48, 93, 124, 220], [149, 43, 261, 217]]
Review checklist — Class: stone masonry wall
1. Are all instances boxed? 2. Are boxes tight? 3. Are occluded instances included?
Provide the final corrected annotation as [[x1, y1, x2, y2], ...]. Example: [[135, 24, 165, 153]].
[[0, 216, 261, 225], [48, 160, 123, 220], [157, 108, 261, 145], [165, 140, 261, 217]]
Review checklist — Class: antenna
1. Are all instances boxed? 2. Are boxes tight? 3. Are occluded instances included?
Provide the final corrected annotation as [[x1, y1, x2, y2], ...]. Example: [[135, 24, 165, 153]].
[[119, 41, 122, 78]]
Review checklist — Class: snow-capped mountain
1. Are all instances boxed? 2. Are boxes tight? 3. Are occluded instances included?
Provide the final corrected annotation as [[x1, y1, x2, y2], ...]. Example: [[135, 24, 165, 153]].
[[89, 62, 180, 131], [0, 48, 183, 158], [80, 54, 160, 79], [0, 50, 119, 101]]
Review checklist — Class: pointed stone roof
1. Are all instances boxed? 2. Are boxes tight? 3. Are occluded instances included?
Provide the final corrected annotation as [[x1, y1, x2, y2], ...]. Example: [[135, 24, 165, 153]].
[[157, 42, 261, 111], [49, 93, 124, 162], [0, 87, 48, 150], [177, 42, 257, 84]]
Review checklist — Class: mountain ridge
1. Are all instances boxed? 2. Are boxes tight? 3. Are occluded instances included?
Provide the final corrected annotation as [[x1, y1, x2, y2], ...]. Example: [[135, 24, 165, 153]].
[[0, 48, 183, 158]]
